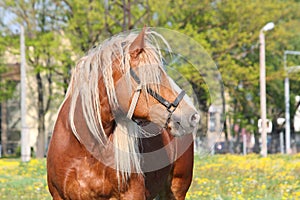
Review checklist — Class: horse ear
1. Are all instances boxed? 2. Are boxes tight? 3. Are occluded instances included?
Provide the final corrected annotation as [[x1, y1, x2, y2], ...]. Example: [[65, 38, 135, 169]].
[[129, 26, 147, 58]]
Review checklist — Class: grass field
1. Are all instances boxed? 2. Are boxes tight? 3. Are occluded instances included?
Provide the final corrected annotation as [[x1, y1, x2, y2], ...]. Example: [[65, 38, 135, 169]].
[[0, 154, 299, 200], [187, 154, 300, 200]]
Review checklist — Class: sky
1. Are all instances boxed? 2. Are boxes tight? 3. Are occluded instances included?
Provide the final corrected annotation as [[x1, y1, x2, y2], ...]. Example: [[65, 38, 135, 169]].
[[0, 7, 20, 34]]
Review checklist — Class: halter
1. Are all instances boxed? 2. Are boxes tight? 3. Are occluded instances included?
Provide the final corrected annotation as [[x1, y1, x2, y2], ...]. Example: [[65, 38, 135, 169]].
[[127, 68, 186, 127]]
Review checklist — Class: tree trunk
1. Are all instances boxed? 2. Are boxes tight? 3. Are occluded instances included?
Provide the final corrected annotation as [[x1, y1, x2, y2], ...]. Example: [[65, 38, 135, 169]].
[[36, 72, 45, 158], [0, 102, 8, 157], [253, 132, 261, 153]]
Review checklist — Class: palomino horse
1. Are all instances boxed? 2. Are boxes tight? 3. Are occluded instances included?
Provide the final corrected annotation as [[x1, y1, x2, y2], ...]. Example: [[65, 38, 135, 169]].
[[47, 27, 200, 200]]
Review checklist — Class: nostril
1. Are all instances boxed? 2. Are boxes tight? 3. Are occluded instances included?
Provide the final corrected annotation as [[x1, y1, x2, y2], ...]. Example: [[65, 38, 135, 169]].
[[190, 113, 200, 125]]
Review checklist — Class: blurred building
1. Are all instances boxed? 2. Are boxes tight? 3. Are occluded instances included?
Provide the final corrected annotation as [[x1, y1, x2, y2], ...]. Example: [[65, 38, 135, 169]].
[[0, 61, 59, 157], [0, 63, 20, 156]]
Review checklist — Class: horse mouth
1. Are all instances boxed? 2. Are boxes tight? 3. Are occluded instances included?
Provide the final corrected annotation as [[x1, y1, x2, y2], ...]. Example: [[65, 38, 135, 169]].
[[167, 121, 188, 137], [132, 118, 151, 127]]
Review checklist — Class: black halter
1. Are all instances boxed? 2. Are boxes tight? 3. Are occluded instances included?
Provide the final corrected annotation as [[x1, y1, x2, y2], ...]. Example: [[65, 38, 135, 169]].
[[129, 68, 186, 126]]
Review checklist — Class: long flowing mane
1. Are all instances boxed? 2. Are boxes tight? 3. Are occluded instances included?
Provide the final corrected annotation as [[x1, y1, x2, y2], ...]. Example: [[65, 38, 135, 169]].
[[64, 29, 172, 181]]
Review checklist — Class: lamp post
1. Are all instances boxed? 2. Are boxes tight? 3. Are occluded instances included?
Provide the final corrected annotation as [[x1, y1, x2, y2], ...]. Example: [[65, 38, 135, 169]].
[[20, 25, 30, 162], [284, 51, 300, 154], [259, 22, 275, 157]]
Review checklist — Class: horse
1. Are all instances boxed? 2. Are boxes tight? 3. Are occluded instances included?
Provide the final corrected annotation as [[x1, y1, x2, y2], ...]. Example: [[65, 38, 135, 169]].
[[47, 27, 200, 200]]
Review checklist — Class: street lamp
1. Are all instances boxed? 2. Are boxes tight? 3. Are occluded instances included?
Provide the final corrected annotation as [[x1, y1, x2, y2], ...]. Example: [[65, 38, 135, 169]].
[[259, 22, 274, 157], [262, 22, 275, 32]]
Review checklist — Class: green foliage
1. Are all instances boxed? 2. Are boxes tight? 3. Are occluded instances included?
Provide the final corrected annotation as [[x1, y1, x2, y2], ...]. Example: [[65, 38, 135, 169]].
[[0, 79, 17, 102], [0, 18, 20, 100], [163, 0, 300, 132], [1, 0, 300, 139]]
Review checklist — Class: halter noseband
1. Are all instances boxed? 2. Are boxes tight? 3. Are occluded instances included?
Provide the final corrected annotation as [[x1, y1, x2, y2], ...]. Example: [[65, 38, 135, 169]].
[[127, 68, 185, 127]]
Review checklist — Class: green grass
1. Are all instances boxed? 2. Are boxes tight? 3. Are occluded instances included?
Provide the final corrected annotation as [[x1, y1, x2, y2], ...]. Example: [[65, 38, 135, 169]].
[[1, 154, 300, 199], [187, 154, 300, 200], [0, 159, 50, 200]]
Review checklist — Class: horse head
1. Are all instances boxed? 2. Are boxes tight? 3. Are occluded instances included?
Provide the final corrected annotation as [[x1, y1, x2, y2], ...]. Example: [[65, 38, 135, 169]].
[[114, 27, 200, 137]]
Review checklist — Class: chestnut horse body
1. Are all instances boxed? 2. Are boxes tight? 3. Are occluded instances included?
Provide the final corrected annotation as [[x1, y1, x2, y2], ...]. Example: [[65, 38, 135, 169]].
[[47, 28, 199, 200]]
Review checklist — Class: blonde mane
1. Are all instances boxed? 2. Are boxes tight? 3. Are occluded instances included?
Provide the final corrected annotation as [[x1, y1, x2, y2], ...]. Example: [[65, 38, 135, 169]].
[[65, 30, 172, 182]]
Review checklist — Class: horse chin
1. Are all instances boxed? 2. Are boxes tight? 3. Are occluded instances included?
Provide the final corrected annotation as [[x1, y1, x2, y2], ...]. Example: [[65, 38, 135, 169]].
[[167, 121, 193, 137]]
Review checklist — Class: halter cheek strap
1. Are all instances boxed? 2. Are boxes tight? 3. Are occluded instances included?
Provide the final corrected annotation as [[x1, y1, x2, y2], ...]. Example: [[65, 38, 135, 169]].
[[127, 68, 143, 119], [127, 84, 142, 119]]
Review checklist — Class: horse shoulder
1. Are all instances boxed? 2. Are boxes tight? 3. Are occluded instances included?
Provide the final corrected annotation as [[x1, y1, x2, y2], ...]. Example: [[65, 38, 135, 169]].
[[47, 98, 112, 199]]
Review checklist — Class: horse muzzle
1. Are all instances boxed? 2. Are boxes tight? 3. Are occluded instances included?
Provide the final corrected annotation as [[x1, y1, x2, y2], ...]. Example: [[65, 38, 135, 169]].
[[167, 111, 200, 137]]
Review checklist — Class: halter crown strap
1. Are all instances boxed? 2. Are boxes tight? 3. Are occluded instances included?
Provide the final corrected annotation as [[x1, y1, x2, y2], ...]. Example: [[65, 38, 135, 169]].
[[130, 68, 141, 84]]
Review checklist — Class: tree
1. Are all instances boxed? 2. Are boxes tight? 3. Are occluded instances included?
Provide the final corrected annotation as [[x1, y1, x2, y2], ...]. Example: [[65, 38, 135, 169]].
[[0, 21, 20, 156], [0, 0, 70, 158], [145, 0, 300, 151], [1, 0, 300, 156]]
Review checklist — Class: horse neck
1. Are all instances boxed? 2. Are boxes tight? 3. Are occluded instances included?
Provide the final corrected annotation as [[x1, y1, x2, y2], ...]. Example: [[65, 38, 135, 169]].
[[67, 77, 115, 141], [98, 78, 116, 137], [63, 92, 116, 163]]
